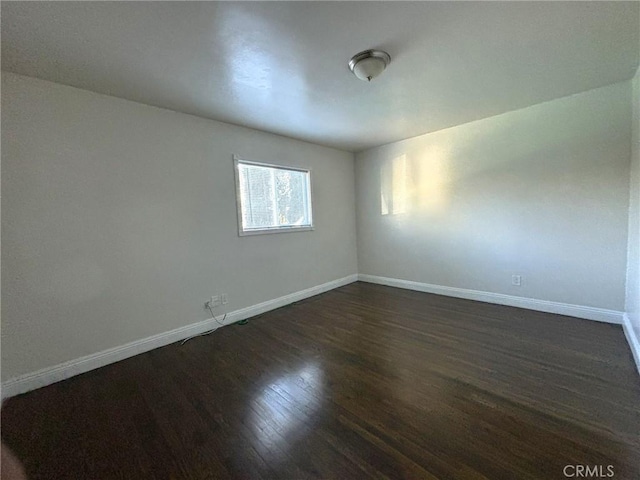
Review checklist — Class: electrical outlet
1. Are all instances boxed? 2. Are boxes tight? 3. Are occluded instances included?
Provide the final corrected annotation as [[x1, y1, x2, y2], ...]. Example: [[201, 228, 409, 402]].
[[210, 295, 221, 307], [512, 275, 522, 286], [221, 293, 228, 305]]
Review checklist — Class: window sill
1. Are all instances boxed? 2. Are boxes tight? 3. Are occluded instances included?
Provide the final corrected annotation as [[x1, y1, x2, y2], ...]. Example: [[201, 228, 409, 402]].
[[238, 226, 315, 237]]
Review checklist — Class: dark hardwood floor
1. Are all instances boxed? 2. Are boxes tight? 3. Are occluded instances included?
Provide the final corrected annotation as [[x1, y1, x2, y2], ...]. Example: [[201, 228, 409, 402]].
[[2, 282, 640, 479]]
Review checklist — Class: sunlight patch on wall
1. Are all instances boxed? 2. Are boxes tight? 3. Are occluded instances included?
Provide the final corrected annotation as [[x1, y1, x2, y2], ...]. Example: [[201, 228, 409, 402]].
[[414, 145, 451, 213], [381, 154, 409, 215], [380, 146, 451, 216]]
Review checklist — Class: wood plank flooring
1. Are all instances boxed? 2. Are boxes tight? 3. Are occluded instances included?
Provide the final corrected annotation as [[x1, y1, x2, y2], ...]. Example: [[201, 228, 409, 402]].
[[2, 282, 640, 479]]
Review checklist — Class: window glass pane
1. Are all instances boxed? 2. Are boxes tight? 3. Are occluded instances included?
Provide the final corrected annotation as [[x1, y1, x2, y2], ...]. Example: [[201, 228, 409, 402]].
[[275, 169, 309, 226], [236, 160, 312, 234], [239, 164, 277, 229]]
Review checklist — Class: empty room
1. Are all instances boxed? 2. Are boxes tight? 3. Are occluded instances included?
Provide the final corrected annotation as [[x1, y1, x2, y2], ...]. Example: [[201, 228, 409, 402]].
[[1, 1, 639, 479]]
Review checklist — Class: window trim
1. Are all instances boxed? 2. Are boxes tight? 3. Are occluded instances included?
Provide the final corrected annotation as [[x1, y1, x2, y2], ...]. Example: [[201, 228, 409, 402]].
[[233, 155, 314, 237]]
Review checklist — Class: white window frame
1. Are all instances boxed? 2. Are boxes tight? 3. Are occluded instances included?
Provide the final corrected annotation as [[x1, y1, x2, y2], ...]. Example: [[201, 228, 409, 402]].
[[233, 155, 314, 236]]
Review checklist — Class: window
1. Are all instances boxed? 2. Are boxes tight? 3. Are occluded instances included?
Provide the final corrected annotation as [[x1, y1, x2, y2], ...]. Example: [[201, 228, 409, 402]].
[[234, 156, 313, 236]]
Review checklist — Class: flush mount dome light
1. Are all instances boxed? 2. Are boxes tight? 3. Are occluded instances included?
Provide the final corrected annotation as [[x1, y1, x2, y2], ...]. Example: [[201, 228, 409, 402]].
[[348, 49, 391, 82]]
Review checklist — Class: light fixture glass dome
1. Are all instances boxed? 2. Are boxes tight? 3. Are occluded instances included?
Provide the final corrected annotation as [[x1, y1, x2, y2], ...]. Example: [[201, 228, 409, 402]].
[[349, 49, 391, 82]]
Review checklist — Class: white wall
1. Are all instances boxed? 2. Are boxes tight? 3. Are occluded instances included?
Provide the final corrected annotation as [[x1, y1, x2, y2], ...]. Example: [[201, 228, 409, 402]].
[[1, 73, 357, 381], [626, 68, 640, 360], [356, 82, 631, 312]]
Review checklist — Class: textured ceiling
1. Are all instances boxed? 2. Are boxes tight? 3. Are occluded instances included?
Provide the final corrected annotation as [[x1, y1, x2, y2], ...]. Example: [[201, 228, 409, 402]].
[[2, 1, 639, 152]]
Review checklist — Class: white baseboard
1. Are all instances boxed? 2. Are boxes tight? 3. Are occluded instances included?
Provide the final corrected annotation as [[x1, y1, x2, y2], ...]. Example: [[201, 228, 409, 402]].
[[358, 274, 624, 325], [1, 274, 358, 400], [622, 314, 640, 374]]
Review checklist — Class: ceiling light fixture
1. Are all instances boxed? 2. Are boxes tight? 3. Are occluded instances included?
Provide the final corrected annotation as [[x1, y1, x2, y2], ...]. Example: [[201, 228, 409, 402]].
[[348, 49, 391, 82]]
